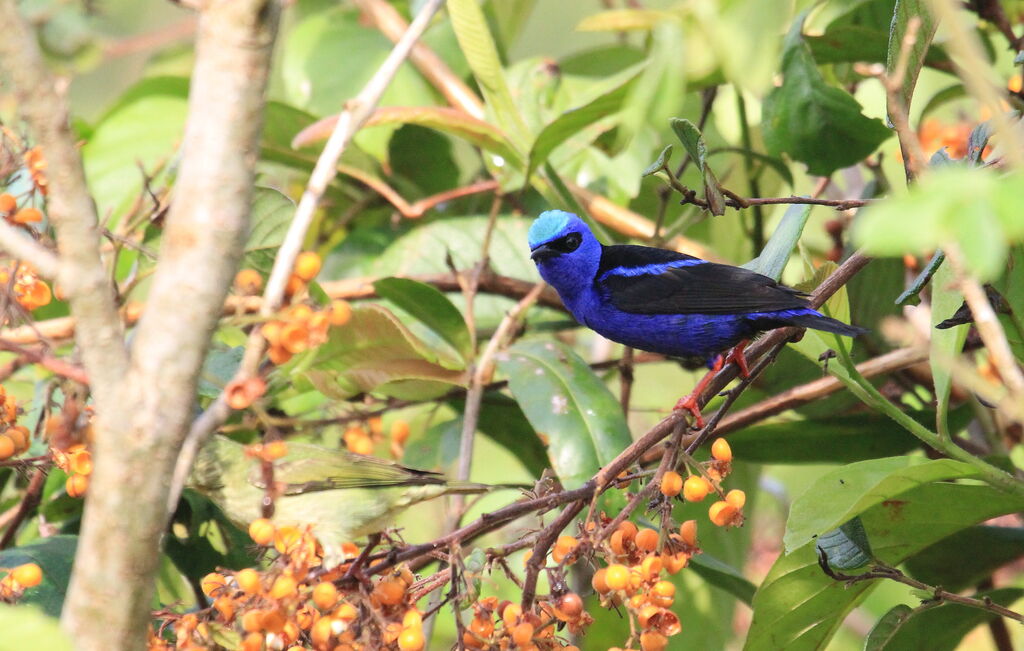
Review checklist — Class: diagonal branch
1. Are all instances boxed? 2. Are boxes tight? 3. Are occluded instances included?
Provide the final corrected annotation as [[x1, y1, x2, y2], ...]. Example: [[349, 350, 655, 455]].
[[0, 222, 59, 279]]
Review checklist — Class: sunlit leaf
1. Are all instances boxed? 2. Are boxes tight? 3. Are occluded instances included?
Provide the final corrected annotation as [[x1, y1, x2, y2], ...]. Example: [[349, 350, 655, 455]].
[[243, 187, 294, 272], [904, 525, 1024, 592], [373, 277, 472, 363], [886, 0, 938, 119], [885, 588, 1024, 651], [670, 118, 726, 215], [742, 204, 810, 280], [865, 605, 913, 651]]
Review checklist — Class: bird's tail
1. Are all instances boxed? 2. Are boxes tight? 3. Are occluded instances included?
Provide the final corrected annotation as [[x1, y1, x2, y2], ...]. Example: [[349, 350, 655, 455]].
[[444, 481, 531, 495], [782, 311, 868, 337]]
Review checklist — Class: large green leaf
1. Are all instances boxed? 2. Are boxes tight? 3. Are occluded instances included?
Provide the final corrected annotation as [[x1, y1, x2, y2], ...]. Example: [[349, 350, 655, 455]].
[[448, 393, 550, 480], [0, 536, 77, 617], [742, 204, 811, 280], [525, 62, 646, 180], [883, 588, 1024, 651], [0, 606, 72, 651], [300, 305, 467, 401], [242, 187, 294, 272], [853, 167, 1024, 281], [689, 553, 757, 605], [784, 456, 980, 552], [745, 482, 1024, 651], [81, 76, 188, 219], [762, 19, 892, 176], [886, 0, 938, 119], [498, 340, 631, 489], [904, 526, 1024, 592], [373, 278, 473, 363]]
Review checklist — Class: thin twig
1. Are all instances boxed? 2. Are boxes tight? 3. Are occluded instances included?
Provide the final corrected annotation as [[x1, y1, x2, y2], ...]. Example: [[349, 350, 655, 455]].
[[0, 339, 88, 384], [0, 222, 59, 279], [0, 468, 46, 549]]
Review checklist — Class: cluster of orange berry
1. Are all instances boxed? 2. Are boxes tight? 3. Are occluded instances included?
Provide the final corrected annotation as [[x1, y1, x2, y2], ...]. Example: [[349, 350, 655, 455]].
[[461, 596, 588, 651], [662, 438, 743, 528], [587, 518, 693, 651], [0, 387, 30, 461], [23, 147, 48, 195], [0, 193, 44, 225], [0, 262, 52, 312], [259, 300, 352, 366], [0, 562, 43, 602], [342, 417, 410, 459], [51, 444, 93, 498], [153, 513, 431, 651]]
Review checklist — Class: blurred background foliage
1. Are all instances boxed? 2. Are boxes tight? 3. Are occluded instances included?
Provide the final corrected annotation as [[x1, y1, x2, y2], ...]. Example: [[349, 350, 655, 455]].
[[1, 0, 1023, 649]]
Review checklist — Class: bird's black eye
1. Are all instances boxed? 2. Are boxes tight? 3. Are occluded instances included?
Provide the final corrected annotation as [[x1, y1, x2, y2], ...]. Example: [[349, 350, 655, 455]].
[[559, 232, 582, 252]]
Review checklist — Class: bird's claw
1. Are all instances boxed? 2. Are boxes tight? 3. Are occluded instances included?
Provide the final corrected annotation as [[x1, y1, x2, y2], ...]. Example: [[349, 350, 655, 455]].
[[673, 395, 705, 429], [724, 341, 750, 378]]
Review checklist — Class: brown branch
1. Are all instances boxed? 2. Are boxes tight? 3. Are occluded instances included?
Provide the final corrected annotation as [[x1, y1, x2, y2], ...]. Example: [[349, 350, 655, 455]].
[[520, 500, 585, 610], [0, 0, 129, 412], [677, 192, 874, 212], [60, 1, 281, 648], [0, 339, 88, 384], [0, 468, 46, 549], [0, 223, 59, 279]]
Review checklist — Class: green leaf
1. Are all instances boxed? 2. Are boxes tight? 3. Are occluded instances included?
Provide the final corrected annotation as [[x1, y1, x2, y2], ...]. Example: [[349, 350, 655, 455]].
[[498, 340, 631, 489], [919, 84, 967, 121], [526, 62, 646, 180], [896, 250, 944, 306], [447, 0, 531, 144], [0, 606, 72, 651], [448, 392, 551, 479], [742, 204, 811, 280], [884, 588, 1024, 651], [784, 456, 980, 552], [688, 553, 757, 605], [727, 409, 967, 464], [865, 604, 914, 651], [197, 345, 244, 399], [816, 517, 872, 570], [373, 278, 473, 363], [762, 20, 892, 176], [904, 526, 1024, 592], [670, 118, 726, 215], [82, 76, 189, 219], [745, 481, 1024, 651], [300, 305, 467, 401], [641, 145, 673, 177], [575, 8, 677, 32], [0, 536, 77, 617], [243, 187, 294, 272], [886, 0, 938, 119], [930, 259, 967, 438]]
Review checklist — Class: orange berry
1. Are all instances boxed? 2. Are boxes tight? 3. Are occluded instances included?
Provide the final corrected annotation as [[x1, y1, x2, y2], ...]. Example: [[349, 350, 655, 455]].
[[294, 251, 322, 282], [390, 420, 410, 444], [345, 433, 374, 456], [711, 438, 732, 462], [609, 530, 627, 555], [248, 518, 275, 545], [241, 609, 263, 633], [726, 488, 746, 509], [11, 207, 42, 224], [267, 345, 293, 365], [679, 520, 698, 546], [660, 470, 683, 497], [640, 555, 663, 580], [6, 426, 30, 455], [65, 473, 88, 498], [279, 322, 310, 354], [284, 273, 305, 297], [240, 632, 262, 651], [236, 568, 261, 595], [551, 535, 579, 564], [334, 602, 357, 621], [0, 434, 15, 460], [69, 450, 92, 475], [604, 564, 629, 591], [213, 595, 235, 621], [313, 581, 338, 610], [329, 300, 352, 326], [501, 602, 521, 626], [652, 580, 675, 601], [262, 439, 288, 461], [635, 528, 659, 552], [617, 520, 638, 542], [11, 563, 42, 588], [640, 631, 669, 651], [397, 627, 425, 651], [374, 578, 405, 606], [555, 592, 583, 620], [261, 321, 283, 345], [709, 500, 739, 527], [511, 621, 535, 646], [591, 568, 609, 594], [274, 526, 302, 554], [0, 194, 15, 214], [261, 607, 287, 633], [402, 609, 423, 630], [662, 551, 689, 574], [310, 616, 334, 648], [200, 572, 228, 597], [682, 475, 711, 502], [234, 269, 263, 294]]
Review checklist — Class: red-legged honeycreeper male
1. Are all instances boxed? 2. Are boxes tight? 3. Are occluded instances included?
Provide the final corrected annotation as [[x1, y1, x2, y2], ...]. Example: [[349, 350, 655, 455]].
[[528, 210, 866, 426]]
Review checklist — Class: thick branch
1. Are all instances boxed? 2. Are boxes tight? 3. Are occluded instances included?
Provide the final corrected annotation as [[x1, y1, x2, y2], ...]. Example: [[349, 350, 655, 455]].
[[61, 2, 280, 648], [0, 223, 60, 279]]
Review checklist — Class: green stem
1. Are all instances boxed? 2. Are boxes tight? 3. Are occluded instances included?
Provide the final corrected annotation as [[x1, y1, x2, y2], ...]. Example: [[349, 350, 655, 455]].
[[735, 88, 764, 252], [833, 336, 1024, 501]]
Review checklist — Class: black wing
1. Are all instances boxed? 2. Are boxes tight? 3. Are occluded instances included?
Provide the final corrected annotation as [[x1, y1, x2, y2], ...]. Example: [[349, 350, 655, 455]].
[[598, 244, 809, 315]]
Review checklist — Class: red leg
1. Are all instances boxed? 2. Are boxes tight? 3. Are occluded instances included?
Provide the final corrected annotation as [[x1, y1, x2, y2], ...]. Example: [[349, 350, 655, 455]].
[[725, 340, 751, 378], [674, 355, 725, 428]]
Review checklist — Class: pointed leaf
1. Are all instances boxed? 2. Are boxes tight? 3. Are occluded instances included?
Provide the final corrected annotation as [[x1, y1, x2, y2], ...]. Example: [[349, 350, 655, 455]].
[[689, 553, 757, 605], [865, 605, 914, 651], [641, 145, 673, 177], [742, 204, 811, 280], [886, 0, 938, 120], [498, 340, 631, 489], [904, 526, 1024, 592], [930, 259, 967, 438], [243, 187, 294, 272], [373, 277, 472, 363], [886, 588, 1024, 651], [670, 118, 726, 215], [784, 456, 980, 552], [816, 517, 872, 570]]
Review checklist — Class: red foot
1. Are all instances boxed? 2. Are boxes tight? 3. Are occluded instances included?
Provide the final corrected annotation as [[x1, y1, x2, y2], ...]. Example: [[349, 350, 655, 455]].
[[673, 355, 725, 428], [725, 340, 751, 378]]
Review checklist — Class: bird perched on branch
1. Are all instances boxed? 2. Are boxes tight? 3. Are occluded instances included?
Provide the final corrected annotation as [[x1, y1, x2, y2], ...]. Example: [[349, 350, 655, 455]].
[[189, 436, 502, 566], [528, 210, 866, 427]]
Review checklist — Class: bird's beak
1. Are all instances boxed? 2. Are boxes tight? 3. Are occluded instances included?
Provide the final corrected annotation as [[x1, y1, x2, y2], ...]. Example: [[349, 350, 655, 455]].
[[530, 244, 558, 261]]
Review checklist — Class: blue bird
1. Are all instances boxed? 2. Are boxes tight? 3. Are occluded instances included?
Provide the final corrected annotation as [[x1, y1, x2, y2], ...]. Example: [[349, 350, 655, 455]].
[[528, 210, 866, 426]]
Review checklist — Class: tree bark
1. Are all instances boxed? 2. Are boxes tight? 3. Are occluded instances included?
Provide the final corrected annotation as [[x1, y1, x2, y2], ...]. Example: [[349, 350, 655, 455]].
[[59, 1, 280, 648]]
